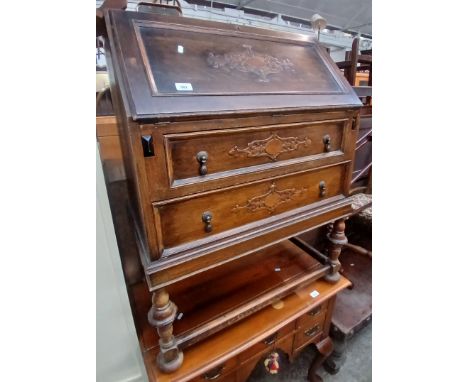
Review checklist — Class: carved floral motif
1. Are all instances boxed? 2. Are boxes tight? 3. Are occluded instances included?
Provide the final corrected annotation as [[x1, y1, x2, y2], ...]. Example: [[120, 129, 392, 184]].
[[232, 182, 307, 214], [207, 44, 295, 82], [229, 133, 311, 161]]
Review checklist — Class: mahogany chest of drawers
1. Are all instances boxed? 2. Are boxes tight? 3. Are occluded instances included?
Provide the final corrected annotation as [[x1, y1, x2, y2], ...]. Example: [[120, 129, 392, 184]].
[[131, 265, 351, 382], [103, 8, 361, 375]]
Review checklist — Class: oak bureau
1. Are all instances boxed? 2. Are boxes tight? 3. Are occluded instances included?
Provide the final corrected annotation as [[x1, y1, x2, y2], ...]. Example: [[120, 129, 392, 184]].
[[103, 8, 361, 375]]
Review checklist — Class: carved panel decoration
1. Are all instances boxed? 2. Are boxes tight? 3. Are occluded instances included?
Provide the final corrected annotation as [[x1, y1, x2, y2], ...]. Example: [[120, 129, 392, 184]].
[[228, 133, 312, 161], [233, 182, 307, 214], [207, 45, 295, 82]]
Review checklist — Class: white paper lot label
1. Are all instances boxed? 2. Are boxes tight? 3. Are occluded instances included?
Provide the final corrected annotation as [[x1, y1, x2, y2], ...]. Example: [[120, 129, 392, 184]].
[[310, 290, 320, 298], [175, 83, 193, 91]]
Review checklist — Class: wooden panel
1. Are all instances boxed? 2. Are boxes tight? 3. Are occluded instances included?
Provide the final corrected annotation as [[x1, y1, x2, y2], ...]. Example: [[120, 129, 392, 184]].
[[147, 198, 353, 289], [165, 119, 346, 185], [191, 369, 237, 382], [296, 303, 327, 329], [238, 333, 295, 381], [190, 357, 237, 382], [105, 10, 361, 119], [96, 115, 118, 137], [98, 136, 126, 182], [155, 163, 346, 250], [140, 277, 351, 382], [292, 322, 324, 351], [275, 332, 295, 362], [135, 22, 342, 95], [169, 242, 322, 341], [142, 110, 357, 202], [96, 116, 126, 183], [236, 356, 259, 382], [238, 322, 295, 362]]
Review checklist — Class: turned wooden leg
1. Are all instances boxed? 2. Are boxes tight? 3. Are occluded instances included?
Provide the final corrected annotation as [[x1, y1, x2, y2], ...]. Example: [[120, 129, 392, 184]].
[[324, 218, 347, 283], [307, 336, 334, 382], [324, 335, 348, 375], [148, 288, 183, 373]]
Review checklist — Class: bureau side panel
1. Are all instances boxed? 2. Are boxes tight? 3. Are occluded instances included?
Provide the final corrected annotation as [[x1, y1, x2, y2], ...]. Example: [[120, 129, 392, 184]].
[[105, 16, 161, 262], [342, 113, 361, 196]]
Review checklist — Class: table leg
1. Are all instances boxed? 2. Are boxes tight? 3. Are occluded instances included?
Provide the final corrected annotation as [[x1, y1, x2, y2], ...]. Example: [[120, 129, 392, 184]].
[[307, 336, 334, 382], [324, 335, 348, 375], [148, 288, 184, 373], [324, 219, 347, 283]]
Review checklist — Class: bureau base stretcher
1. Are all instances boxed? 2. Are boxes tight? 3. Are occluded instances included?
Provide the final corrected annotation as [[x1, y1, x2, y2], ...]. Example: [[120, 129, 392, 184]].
[[144, 216, 350, 373]]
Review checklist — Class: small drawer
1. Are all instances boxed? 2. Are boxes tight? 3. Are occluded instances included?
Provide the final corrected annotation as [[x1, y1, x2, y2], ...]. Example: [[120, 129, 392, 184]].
[[296, 303, 327, 329], [192, 358, 238, 382], [274, 332, 295, 359], [154, 163, 346, 252], [239, 322, 295, 362], [164, 119, 348, 187], [293, 322, 324, 351]]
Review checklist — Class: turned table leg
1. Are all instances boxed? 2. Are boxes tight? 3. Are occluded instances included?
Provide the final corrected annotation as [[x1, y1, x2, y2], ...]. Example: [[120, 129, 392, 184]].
[[324, 219, 347, 283], [148, 288, 184, 373], [324, 335, 348, 375], [307, 336, 334, 382]]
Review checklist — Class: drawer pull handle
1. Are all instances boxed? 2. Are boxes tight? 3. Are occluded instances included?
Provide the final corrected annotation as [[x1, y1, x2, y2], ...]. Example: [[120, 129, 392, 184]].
[[304, 325, 321, 338], [323, 135, 331, 152], [262, 332, 278, 346], [319, 181, 327, 197], [141, 135, 154, 157], [196, 151, 209, 176], [203, 364, 225, 380], [202, 211, 213, 233], [308, 306, 322, 316]]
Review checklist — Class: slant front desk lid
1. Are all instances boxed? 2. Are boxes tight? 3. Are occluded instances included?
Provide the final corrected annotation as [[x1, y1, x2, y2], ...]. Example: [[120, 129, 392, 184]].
[[105, 10, 361, 120]]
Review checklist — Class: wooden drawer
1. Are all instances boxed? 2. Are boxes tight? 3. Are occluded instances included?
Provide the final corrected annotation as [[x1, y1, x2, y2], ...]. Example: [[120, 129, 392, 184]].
[[296, 303, 327, 329], [191, 356, 237, 382], [153, 163, 346, 252], [293, 321, 324, 351], [164, 119, 348, 187], [238, 322, 295, 363], [192, 367, 237, 382]]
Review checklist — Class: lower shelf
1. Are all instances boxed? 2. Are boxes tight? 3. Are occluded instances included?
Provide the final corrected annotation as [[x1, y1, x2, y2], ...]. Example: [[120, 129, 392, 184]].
[[174, 240, 331, 348], [134, 240, 331, 352]]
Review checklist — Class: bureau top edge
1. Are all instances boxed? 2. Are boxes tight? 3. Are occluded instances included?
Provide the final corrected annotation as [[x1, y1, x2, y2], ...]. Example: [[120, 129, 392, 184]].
[[104, 10, 362, 122], [131, 104, 362, 124]]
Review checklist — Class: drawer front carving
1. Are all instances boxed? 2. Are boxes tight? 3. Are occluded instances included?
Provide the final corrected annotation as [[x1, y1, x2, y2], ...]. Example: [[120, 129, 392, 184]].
[[164, 119, 347, 187], [154, 163, 346, 250], [232, 183, 307, 214], [228, 133, 311, 160]]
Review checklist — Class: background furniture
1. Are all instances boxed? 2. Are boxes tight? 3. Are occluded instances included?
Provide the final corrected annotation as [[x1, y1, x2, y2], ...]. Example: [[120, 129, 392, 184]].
[[336, 37, 372, 195], [326, 39, 372, 373], [131, 268, 351, 382]]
